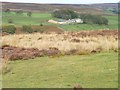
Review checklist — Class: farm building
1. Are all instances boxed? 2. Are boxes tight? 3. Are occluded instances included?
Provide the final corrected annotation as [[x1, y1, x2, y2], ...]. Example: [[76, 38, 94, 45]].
[[48, 20, 58, 24], [48, 18, 83, 24]]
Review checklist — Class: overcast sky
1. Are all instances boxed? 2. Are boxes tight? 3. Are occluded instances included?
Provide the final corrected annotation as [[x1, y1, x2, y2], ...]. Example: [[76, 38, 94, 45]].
[[1, 0, 120, 4]]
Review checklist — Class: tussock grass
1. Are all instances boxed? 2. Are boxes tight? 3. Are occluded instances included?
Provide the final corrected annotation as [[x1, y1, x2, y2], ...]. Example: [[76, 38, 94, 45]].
[[1, 31, 118, 54]]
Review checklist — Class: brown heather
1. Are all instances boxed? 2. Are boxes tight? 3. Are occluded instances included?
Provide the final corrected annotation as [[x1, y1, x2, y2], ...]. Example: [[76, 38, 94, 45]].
[[1, 30, 118, 58]]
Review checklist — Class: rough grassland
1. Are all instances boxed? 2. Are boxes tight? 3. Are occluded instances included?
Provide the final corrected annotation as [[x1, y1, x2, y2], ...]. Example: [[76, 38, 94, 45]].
[[3, 52, 118, 88], [1, 31, 118, 52]]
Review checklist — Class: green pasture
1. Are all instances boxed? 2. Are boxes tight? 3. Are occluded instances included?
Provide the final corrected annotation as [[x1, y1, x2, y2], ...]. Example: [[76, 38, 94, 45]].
[[3, 52, 118, 88], [2, 12, 53, 26], [2, 12, 118, 31], [59, 15, 118, 31]]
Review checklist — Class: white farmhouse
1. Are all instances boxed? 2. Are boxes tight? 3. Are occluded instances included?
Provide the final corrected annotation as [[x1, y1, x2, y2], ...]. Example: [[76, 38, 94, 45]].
[[48, 18, 83, 25], [75, 18, 83, 23]]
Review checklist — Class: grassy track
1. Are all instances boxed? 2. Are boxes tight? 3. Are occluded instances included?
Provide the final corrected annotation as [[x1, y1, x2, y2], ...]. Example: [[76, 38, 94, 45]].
[[3, 52, 118, 88]]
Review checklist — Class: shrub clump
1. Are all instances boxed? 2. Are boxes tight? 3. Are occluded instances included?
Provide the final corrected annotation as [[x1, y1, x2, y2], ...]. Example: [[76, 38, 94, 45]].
[[22, 25, 33, 33], [2, 25, 16, 34], [27, 11, 32, 17], [8, 18, 13, 23], [4, 8, 10, 13], [40, 23, 43, 26]]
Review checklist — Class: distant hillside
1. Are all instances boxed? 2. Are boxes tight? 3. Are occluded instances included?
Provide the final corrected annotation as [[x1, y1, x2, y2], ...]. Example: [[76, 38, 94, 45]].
[[2, 2, 118, 15], [89, 3, 118, 10]]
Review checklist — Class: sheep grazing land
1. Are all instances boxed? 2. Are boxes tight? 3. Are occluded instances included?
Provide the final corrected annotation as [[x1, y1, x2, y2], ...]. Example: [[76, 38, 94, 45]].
[[1, 2, 118, 88], [2, 52, 118, 88]]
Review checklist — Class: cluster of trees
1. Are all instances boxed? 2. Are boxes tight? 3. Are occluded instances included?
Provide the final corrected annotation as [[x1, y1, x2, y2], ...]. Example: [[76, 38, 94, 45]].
[[52, 9, 108, 25], [52, 9, 79, 20], [80, 14, 108, 25], [4, 8, 32, 17]]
